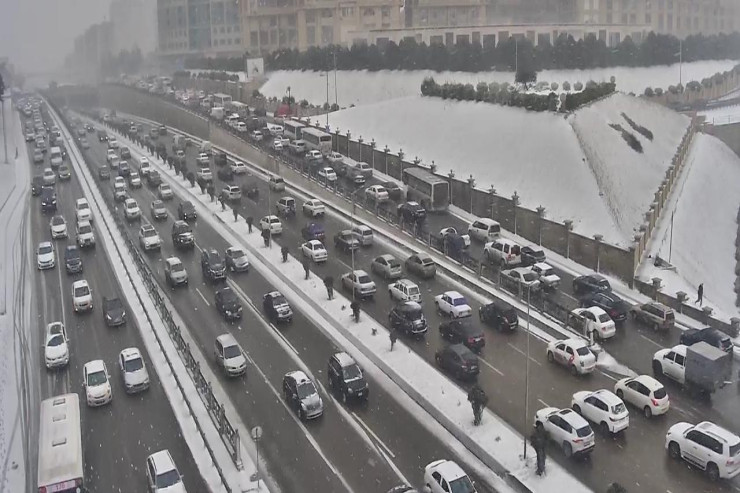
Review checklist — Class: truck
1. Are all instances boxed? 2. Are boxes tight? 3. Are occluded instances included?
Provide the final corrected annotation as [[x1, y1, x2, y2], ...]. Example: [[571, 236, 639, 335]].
[[652, 342, 731, 398]]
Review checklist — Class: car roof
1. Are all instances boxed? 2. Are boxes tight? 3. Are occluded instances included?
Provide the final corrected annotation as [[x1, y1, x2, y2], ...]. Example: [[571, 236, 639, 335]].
[[72, 279, 89, 289], [141, 224, 155, 232], [533, 262, 553, 270], [428, 460, 467, 481], [216, 333, 239, 348], [125, 198, 137, 205], [632, 374, 664, 391], [332, 351, 356, 368], [377, 254, 395, 261], [76, 198, 88, 205], [226, 246, 243, 253], [558, 408, 590, 428], [397, 301, 422, 312], [38, 240, 53, 248], [557, 338, 588, 349], [497, 238, 518, 246], [585, 306, 607, 316], [77, 220, 91, 228], [149, 450, 177, 473], [84, 359, 106, 373], [266, 290, 282, 298], [352, 269, 370, 277], [396, 278, 416, 287], [588, 389, 622, 406], [695, 422, 740, 444], [306, 239, 323, 246], [120, 347, 142, 361], [443, 290, 464, 298], [165, 256, 182, 266], [474, 217, 499, 225], [285, 370, 310, 384]]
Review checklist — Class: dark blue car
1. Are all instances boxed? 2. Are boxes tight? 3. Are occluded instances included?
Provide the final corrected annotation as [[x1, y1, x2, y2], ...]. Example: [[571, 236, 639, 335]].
[[301, 222, 326, 241]]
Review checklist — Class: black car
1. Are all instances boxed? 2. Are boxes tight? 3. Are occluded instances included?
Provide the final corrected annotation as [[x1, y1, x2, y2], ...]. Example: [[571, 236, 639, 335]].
[[178, 201, 197, 221], [32, 176, 44, 195], [301, 222, 326, 241], [388, 301, 428, 338], [581, 291, 629, 322], [97, 129, 108, 141], [435, 344, 480, 380], [439, 319, 486, 352], [521, 246, 546, 267], [201, 249, 227, 282], [171, 220, 195, 249], [327, 352, 369, 403], [380, 181, 403, 201], [103, 297, 126, 327], [98, 165, 110, 180], [263, 291, 293, 323], [217, 166, 234, 182], [40, 187, 57, 213], [397, 201, 426, 223], [120, 147, 131, 159], [572, 274, 611, 295], [118, 161, 131, 177], [64, 245, 83, 274], [147, 170, 162, 187], [334, 230, 360, 252], [158, 124, 167, 136], [479, 300, 518, 331], [214, 151, 227, 167], [214, 287, 242, 321], [679, 327, 732, 353]]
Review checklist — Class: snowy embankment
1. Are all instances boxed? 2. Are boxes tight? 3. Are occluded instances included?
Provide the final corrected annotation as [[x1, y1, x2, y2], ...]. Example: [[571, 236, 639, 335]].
[[699, 104, 740, 126], [638, 133, 740, 320]]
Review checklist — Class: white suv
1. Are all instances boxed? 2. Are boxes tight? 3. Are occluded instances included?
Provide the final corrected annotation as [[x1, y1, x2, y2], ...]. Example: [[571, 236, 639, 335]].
[[614, 374, 670, 418], [388, 279, 421, 303], [72, 279, 93, 312], [75, 198, 92, 223], [666, 421, 740, 481], [146, 450, 186, 492], [423, 459, 477, 493], [534, 407, 595, 458], [571, 389, 629, 435], [83, 360, 112, 406]]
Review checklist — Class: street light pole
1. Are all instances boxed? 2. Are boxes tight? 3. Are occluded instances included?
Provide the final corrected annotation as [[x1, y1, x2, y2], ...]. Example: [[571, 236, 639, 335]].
[[523, 284, 531, 459]]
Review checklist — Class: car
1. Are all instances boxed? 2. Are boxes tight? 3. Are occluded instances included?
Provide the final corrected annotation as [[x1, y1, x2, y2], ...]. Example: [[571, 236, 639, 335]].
[[119, 347, 150, 394], [221, 185, 241, 201], [98, 165, 111, 180], [467, 218, 501, 242], [365, 184, 389, 202], [435, 344, 480, 380], [63, 245, 83, 274], [631, 301, 675, 331], [171, 221, 195, 249], [484, 239, 522, 266], [79, 138, 90, 149], [139, 157, 151, 176], [225, 247, 249, 273], [151, 200, 168, 221], [113, 178, 127, 202], [326, 151, 344, 165], [272, 139, 284, 151], [118, 160, 131, 177], [164, 257, 188, 287], [76, 220, 96, 248], [106, 149, 117, 163], [42, 168, 56, 186], [75, 198, 93, 223], [120, 146, 131, 159], [434, 291, 472, 318], [276, 196, 296, 217], [33, 149, 44, 164], [196, 152, 209, 166], [107, 137, 119, 149], [36, 241, 56, 270], [614, 374, 670, 418], [44, 322, 69, 369], [250, 130, 264, 141], [546, 338, 597, 375], [129, 171, 142, 188], [302, 199, 325, 217], [230, 160, 248, 174], [305, 149, 323, 164], [146, 450, 185, 493], [159, 183, 174, 200], [83, 359, 112, 406], [147, 170, 162, 188], [679, 327, 732, 353], [371, 254, 403, 280], [423, 460, 477, 493], [571, 389, 629, 435], [534, 407, 595, 458], [263, 291, 293, 322], [349, 170, 366, 186], [501, 267, 541, 292], [666, 421, 740, 481], [570, 306, 616, 340], [327, 352, 369, 403], [301, 222, 326, 241], [341, 270, 377, 299], [103, 297, 126, 327], [50, 215, 68, 239], [57, 164, 71, 181], [479, 300, 518, 331], [283, 370, 323, 420], [178, 201, 196, 221], [572, 273, 611, 295], [388, 279, 421, 303], [380, 181, 403, 201], [521, 245, 547, 266], [215, 287, 243, 321], [217, 166, 234, 182], [26, 130, 36, 142], [405, 253, 436, 278], [196, 164, 213, 182], [439, 319, 486, 352], [139, 224, 162, 251], [213, 151, 227, 167], [201, 249, 227, 282], [214, 334, 247, 376], [389, 301, 428, 337], [439, 227, 470, 247], [530, 262, 561, 290], [581, 291, 629, 323], [334, 230, 360, 251], [32, 176, 44, 195], [301, 240, 328, 263], [318, 167, 337, 183], [288, 140, 306, 155], [124, 198, 141, 221], [259, 215, 283, 235]]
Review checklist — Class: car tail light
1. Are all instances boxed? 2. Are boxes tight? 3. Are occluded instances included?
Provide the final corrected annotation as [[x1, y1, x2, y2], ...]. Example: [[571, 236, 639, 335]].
[[468, 337, 476, 344], [610, 309, 618, 317], [572, 438, 583, 444], [651, 398, 660, 407]]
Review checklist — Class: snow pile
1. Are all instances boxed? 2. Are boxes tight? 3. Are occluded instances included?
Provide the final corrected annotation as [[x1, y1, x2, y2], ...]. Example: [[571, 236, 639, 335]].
[[699, 104, 740, 126], [639, 133, 740, 319]]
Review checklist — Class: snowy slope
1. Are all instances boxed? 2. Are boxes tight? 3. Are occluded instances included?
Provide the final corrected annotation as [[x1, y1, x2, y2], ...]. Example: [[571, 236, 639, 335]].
[[699, 104, 740, 126], [262, 60, 736, 107], [570, 93, 690, 242], [639, 133, 740, 319]]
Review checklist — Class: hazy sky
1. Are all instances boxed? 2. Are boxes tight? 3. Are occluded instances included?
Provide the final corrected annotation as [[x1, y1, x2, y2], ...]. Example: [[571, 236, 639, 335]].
[[0, 0, 111, 72]]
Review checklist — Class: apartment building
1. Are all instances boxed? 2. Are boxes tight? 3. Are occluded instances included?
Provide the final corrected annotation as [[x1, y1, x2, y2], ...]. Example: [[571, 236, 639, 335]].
[[158, 0, 244, 56], [110, 0, 157, 54]]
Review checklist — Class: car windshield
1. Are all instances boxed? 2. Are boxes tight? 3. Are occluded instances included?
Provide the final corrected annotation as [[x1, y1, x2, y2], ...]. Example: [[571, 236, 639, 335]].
[[124, 357, 144, 372], [38, 245, 53, 254], [541, 268, 555, 276], [272, 295, 287, 305], [79, 224, 92, 234], [161, 184, 170, 191], [598, 313, 611, 323], [156, 470, 182, 488], [449, 475, 476, 493], [47, 334, 65, 347], [170, 262, 184, 272], [143, 229, 156, 237], [74, 286, 90, 297], [453, 297, 468, 306], [223, 345, 242, 359], [51, 216, 64, 225], [576, 346, 591, 356], [358, 275, 371, 284], [408, 286, 420, 295], [230, 249, 245, 258], [665, 312, 675, 321], [342, 364, 362, 381], [87, 370, 107, 386], [421, 258, 434, 266], [576, 425, 592, 437], [296, 382, 317, 399], [389, 260, 401, 268], [105, 299, 123, 311]]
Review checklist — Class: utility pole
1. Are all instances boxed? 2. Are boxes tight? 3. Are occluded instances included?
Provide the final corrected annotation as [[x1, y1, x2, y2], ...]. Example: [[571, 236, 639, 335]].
[[679, 39, 683, 87], [334, 50, 338, 109], [523, 284, 531, 459], [0, 73, 6, 164]]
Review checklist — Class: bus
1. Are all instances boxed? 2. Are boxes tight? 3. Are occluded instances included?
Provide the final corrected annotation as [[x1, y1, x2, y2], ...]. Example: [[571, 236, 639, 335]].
[[283, 120, 306, 141], [402, 167, 450, 212], [302, 127, 333, 154], [212, 93, 232, 111], [37, 393, 84, 493]]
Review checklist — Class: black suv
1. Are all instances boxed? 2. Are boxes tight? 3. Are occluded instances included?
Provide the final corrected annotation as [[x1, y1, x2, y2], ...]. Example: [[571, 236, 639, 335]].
[[171, 220, 195, 249], [327, 352, 369, 403], [103, 297, 126, 327], [581, 291, 629, 322], [98, 165, 110, 180], [118, 161, 131, 177], [679, 327, 732, 353], [64, 245, 83, 274], [147, 170, 161, 187], [263, 291, 293, 323], [520, 246, 546, 266], [439, 319, 486, 352], [214, 151, 227, 167], [479, 300, 518, 331], [572, 274, 611, 295], [178, 201, 197, 221], [217, 166, 234, 182], [435, 344, 480, 380], [201, 249, 227, 282], [214, 287, 242, 321], [41, 187, 57, 213], [380, 181, 403, 201], [120, 147, 131, 159], [397, 201, 426, 223], [388, 301, 428, 338]]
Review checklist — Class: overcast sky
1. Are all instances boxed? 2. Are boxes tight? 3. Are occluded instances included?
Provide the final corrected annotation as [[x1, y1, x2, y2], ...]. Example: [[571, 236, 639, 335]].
[[0, 0, 111, 72]]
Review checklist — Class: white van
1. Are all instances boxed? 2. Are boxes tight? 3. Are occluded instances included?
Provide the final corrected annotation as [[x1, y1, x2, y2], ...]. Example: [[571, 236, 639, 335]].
[[226, 114, 239, 128], [468, 218, 501, 242], [49, 146, 63, 168], [173, 134, 186, 151], [210, 106, 224, 120], [199, 141, 212, 155], [352, 225, 374, 246]]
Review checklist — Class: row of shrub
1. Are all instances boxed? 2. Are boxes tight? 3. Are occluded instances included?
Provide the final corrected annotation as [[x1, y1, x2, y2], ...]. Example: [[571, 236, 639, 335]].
[[644, 64, 740, 97], [173, 70, 240, 82]]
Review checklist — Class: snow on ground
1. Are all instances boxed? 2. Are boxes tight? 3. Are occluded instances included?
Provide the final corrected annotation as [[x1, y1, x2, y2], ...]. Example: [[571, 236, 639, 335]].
[[638, 133, 740, 320], [262, 60, 736, 107], [699, 104, 740, 126]]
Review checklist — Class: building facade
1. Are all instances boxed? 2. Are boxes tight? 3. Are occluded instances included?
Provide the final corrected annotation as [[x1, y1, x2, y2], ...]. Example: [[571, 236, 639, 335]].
[[110, 0, 158, 55], [158, 0, 244, 56]]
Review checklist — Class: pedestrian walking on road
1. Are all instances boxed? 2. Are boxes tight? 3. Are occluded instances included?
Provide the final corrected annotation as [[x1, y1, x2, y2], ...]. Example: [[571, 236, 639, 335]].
[[303, 257, 310, 280], [695, 283, 704, 305], [246, 216, 253, 233]]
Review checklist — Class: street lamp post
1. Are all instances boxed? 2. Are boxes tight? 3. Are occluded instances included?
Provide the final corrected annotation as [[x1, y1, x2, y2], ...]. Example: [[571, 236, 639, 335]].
[[370, 138, 376, 173], [512, 191, 520, 236], [346, 130, 352, 157], [384, 145, 390, 176], [523, 283, 531, 459], [399, 149, 405, 178], [358, 136, 363, 163], [448, 169, 455, 205], [468, 175, 476, 214]]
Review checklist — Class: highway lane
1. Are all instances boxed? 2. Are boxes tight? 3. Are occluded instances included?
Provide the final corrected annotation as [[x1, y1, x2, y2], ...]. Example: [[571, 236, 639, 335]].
[[108, 113, 740, 493], [76, 120, 505, 493], [27, 112, 206, 492]]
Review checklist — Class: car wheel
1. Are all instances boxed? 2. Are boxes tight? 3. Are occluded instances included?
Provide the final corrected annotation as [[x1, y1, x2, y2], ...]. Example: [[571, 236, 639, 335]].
[[572, 404, 581, 414], [570, 364, 578, 376], [707, 463, 720, 482], [547, 351, 554, 363], [600, 422, 610, 435], [652, 360, 663, 377], [342, 392, 348, 405], [616, 389, 624, 400], [298, 407, 305, 420], [562, 442, 573, 458], [435, 354, 442, 366], [643, 405, 653, 418], [668, 441, 680, 460]]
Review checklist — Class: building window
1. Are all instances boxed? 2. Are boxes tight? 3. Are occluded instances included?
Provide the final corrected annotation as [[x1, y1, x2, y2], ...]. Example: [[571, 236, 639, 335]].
[[306, 10, 316, 23], [658, 14, 664, 29], [646, 13, 651, 23], [430, 35, 443, 45], [630, 13, 636, 24], [382, 7, 390, 17], [260, 30, 268, 43], [667, 14, 672, 29], [341, 7, 354, 17], [288, 29, 297, 45], [322, 9, 332, 18], [287, 14, 296, 26], [307, 25, 315, 44], [321, 25, 333, 44], [606, 13, 612, 23], [270, 30, 277, 45], [270, 16, 278, 27], [363, 8, 375, 16], [621, 13, 627, 23]]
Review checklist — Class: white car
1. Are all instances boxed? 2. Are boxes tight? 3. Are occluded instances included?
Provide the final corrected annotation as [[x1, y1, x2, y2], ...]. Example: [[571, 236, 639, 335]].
[[530, 262, 561, 290], [302, 199, 325, 217], [139, 224, 162, 251], [129, 171, 142, 188], [214, 334, 247, 377], [158, 183, 173, 200], [666, 421, 740, 481], [196, 152, 209, 165], [318, 167, 337, 182], [114, 176, 127, 193], [83, 360, 112, 406], [571, 389, 629, 435], [44, 322, 69, 369], [37, 241, 56, 270], [534, 407, 595, 458], [106, 149, 117, 163], [365, 184, 389, 202], [76, 220, 96, 248], [139, 157, 151, 176], [423, 459, 477, 493], [75, 198, 93, 223], [341, 270, 377, 299], [434, 290, 472, 318], [272, 139, 284, 151], [230, 160, 248, 174], [250, 130, 263, 141], [570, 306, 616, 340], [42, 168, 56, 185], [371, 254, 403, 280], [119, 347, 150, 394], [72, 279, 93, 312], [236, 122, 248, 133], [259, 215, 283, 234], [326, 151, 344, 165], [108, 137, 119, 149], [546, 338, 597, 375], [388, 278, 421, 303], [146, 450, 186, 493], [614, 374, 670, 418], [49, 215, 68, 239], [124, 198, 141, 221], [301, 240, 328, 263], [305, 149, 323, 163], [502, 267, 541, 291], [221, 185, 241, 201]]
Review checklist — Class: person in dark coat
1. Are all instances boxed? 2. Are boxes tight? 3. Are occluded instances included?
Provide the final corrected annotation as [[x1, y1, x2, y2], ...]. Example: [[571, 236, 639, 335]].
[[281, 246, 289, 263], [246, 216, 253, 233], [695, 283, 704, 305], [233, 206, 239, 222], [261, 228, 270, 247], [303, 257, 310, 279], [323, 275, 334, 300], [350, 301, 360, 322], [530, 426, 547, 476], [467, 385, 488, 426]]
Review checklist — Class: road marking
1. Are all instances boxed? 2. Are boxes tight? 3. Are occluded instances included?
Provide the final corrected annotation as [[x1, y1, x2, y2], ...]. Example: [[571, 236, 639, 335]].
[[479, 358, 504, 377], [638, 333, 664, 349], [537, 399, 549, 408], [237, 325, 243, 331], [507, 342, 542, 366], [598, 371, 618, 382], [350, 412, 396, 459], [194, 287, 210, 306]]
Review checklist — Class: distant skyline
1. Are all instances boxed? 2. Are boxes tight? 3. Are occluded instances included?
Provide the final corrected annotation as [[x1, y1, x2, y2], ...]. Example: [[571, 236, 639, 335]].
[[0, 0, 112, 73]]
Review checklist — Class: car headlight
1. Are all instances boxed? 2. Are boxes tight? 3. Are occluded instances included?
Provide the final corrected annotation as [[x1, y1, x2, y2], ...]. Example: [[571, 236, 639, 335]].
[[347, 387, 354, 394]]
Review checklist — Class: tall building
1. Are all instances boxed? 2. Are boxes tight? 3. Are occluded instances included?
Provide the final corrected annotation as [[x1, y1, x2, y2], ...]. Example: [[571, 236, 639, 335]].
[[158, 0, 244, 56], [110, 0, 158, 54]]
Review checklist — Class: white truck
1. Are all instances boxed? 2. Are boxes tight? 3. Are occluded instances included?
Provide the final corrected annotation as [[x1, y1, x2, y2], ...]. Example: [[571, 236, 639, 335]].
[[652, 342, 731, 397]]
